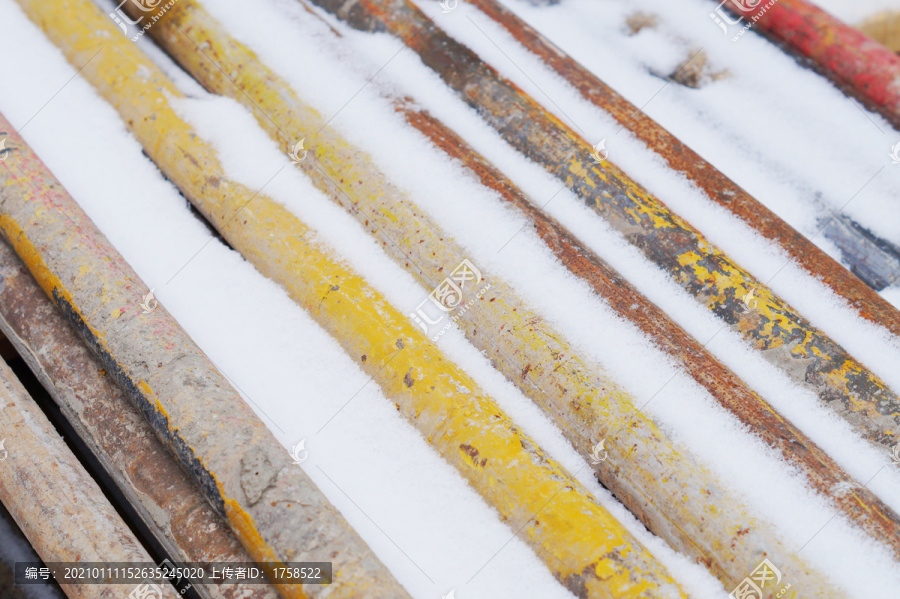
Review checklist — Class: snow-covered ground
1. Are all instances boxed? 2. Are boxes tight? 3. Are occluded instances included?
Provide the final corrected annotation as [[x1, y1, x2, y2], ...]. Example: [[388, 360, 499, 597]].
[[2, 0, 900, 597]]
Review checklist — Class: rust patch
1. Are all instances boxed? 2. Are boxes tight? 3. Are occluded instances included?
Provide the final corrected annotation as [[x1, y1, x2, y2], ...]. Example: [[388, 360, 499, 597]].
[[459, 443, 481, 466]]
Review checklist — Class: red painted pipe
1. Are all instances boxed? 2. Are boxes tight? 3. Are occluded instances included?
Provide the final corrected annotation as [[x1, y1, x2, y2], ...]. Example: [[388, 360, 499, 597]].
[[726, 0, 900, 130]]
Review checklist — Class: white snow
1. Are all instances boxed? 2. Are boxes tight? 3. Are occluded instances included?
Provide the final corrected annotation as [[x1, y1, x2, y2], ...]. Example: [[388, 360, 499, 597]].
[[484, 0, 900, 306], [175, 0, 900, 595], [0, 0, 729, 596], [0, 3, 584, 598], [806, 0, 900, 24], [2, 0, 899, 596]]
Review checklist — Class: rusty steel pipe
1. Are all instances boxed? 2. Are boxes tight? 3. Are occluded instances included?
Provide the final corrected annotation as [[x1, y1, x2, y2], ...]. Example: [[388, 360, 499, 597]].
[[0, 240, 279, 599], [0, 117, 403, 599], [0, 356, 179, 599], [470, 0, 900, 333], [304, 0, 900, 456], [123, 2, 842, 595], [8, 3, 689, 597], [0, 500, 66, 599], [398, 104, 900, 562]]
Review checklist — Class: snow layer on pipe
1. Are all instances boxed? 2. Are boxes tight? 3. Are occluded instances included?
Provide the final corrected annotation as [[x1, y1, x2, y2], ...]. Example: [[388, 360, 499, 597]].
[[420, 0, 900, 542], [393, 0, 900, 456], [0, 2, 600, 598], [12, 0, 899, 595], [413, 0, 900, 388], [166, 0, 900, 596], [167, 52, 725, 599], [488, 0, 900, 306]]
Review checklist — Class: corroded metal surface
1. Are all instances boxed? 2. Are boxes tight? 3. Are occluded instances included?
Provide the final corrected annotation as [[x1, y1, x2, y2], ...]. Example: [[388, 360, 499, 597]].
[[124, 2, 843, 596], [0, 357, 179, 599], [471, 0, 900, 331], [9, 3, 688, 598], [0, 501, 61, 599], [401, 104, 900, 562], [307, 0, 900, 457], [0, 240, 279, 599], [740, 0, 900, 131], [0, 113, 401, 599]]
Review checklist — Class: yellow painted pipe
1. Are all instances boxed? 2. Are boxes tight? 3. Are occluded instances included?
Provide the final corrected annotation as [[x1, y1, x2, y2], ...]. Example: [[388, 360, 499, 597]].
[[0, 112, 391, 599], [0, 237, 280, 599], [311, 0, 900, 456], [125, 2, 840, 596], [10, 0, 687, 596]]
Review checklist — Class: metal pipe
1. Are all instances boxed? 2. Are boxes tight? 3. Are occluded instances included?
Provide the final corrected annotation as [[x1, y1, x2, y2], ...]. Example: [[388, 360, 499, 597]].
[[820, 213, 900, 291], [123, 2, 840, 595], [0, 239, 279, 599], [4, 3, 685, 597], [303, 0, 900, 457], [470, 0, 900, 330], [399, 103, 900, 562], [0, 499, 66, 599], [728, 0, 900, 132], [0, 112, 402, 599], [0, 355, 179, 599]]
